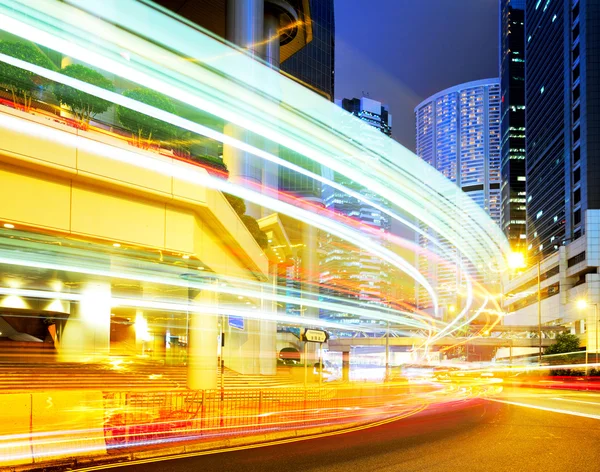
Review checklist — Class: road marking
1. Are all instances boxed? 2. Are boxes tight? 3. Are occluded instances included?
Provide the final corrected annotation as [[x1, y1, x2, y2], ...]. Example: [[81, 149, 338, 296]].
[[551, 397, 600, 406], [74, 404, 429, 471], [490, 399, 600, 420]]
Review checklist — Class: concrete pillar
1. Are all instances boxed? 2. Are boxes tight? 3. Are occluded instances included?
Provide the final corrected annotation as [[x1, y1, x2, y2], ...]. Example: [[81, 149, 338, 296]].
[[226, 0, 265, 55], [259, 273, 278, 375], [263, 9, 280, 67], [187, 288, 219, 390], [59, 281, 111, 362], [224, 0, 266, 218], [342, 350, 350, 382], [302, 222, 320, 319], [134, 310, 150, 355]]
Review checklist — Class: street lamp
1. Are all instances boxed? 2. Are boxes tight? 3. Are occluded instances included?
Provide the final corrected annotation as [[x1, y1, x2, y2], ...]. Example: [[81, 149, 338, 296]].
[[507, 251, 526, 271], [577, 299, 598, 375], [505, 251, 543, 363], [502, 252, 529, 364]]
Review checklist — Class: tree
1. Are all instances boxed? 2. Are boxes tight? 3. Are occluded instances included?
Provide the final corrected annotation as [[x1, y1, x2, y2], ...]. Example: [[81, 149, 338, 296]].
[[241, 214, 269, 249], [116, 88, 177, 147], [0, 40, 56, 110], [545, 332, 580, 355], [52, 64, 115, 127], [224, 193, 246, 216]]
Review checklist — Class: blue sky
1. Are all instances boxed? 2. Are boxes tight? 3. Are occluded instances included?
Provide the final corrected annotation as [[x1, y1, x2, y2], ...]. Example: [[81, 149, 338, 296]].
[[334, 0, 499, 150]]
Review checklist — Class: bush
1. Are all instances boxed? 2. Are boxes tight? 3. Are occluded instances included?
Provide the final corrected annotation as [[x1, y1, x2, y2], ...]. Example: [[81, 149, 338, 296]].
[[241, 214, 269, 249], [224, 193, 246, 216], [52, 64, 115, 126], [190, 154, 228, 175], [0, 40, 56, 109], [545, 332, 580, 355], [116, 88, 177, 146]]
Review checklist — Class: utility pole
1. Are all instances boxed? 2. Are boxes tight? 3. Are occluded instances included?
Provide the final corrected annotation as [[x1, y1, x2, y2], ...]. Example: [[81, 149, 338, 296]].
[[385, 320, 390, 382], [537, 258, 542, 364]]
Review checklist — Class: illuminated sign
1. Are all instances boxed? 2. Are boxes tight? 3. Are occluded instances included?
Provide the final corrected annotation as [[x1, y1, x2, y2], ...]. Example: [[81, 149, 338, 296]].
[[300, 329, 329, 343], [228, 315, 244, 330]]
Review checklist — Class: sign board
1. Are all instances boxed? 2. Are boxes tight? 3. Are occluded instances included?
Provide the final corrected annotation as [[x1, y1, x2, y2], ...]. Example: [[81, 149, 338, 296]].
[[300, 329, 329, 343], [228, 315, 244, 330]]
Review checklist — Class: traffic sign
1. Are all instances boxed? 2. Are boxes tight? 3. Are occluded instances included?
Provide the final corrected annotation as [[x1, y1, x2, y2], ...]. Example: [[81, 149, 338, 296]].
[[300, 329, 329, 343]]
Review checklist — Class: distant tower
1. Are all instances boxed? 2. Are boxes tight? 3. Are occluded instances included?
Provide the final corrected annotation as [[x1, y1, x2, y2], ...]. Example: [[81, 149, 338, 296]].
[[320, 97, 392, 318], [500, 0, 527, 252], [414, 79, 501, 313]]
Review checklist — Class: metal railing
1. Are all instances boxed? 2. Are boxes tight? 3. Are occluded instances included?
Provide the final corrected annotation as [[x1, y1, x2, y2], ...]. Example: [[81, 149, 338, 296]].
[[102, 384, 415, 449]]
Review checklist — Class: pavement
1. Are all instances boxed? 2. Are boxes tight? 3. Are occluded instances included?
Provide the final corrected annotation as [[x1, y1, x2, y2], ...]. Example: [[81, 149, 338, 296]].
[[86, 386, 600, 472]]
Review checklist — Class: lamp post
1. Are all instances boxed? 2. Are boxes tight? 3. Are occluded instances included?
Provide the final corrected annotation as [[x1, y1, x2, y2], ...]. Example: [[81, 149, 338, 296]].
[[537, 258, 542, 364], [577, 299, 599, 375]]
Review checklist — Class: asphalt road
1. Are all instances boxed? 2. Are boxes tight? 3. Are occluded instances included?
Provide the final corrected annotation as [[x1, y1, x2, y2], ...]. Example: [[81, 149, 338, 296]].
[[103, 388, 600, 472]]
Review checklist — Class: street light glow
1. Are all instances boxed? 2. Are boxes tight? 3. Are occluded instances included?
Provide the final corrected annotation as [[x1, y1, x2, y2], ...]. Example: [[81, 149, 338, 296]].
[[507, 251, 526, 270]]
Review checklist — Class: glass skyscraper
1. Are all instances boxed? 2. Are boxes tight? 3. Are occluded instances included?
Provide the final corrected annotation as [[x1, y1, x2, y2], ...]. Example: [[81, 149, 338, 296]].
[[525, 0, 600, 258], [280, 0, 335, 100], [500, 0, 527, 252], [338, 97, 392, 136], [279, 0, 335, 201], [320, 97, 392, 319], [415, 79, 502, 311]]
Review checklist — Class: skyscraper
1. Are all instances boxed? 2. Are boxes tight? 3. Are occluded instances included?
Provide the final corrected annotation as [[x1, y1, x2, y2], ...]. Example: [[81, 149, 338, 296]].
[[320, 97, 392, 318], [500, 0, 527, 252], [338, 97, 392, 136], [525, 0, 600, 258], [280, 0, 335, 100], [415, 79, 502, 311]]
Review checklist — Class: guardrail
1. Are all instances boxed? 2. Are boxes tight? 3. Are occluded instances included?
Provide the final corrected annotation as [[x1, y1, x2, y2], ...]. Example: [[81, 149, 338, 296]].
[[102, 384, 416, 449]]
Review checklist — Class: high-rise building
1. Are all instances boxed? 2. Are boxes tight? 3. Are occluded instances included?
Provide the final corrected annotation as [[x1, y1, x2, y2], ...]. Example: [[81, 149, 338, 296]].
[[280, 0, 335, 100], [500, 0, 527, 252], [338, 97, 392, 136], [320, 97, 392, 319], [414, 79, 502, 311], [525, 0, 600, 259]]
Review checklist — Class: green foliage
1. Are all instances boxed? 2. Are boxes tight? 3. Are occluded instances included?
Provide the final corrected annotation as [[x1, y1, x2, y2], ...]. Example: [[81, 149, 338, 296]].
[[0, 40, 56, 108], [241, 214, 269, 249], [116, 88, 177, 145], [545, 332, 580, 355], [190, 154, 228, 174], [52, 64, 115, 125], [224, 193, 246, 216]]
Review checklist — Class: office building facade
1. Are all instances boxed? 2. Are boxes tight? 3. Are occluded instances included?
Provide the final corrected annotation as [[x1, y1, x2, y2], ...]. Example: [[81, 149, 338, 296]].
[[280, 0, 335, 100], [320, 97, 393, 318], [500, 0, 527, 252], [525, 0, 600, 258], [415, 79, 502, 311]]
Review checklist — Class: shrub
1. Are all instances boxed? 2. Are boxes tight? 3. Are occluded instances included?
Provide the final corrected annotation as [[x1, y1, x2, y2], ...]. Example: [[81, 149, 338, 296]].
[[224, 193, 246, 216], [52, 64, 115, 126], [241, 214, 269, 249], [116, 88, 177, 147], [0, 40, 56, 109], [545, 332, 580, 355]]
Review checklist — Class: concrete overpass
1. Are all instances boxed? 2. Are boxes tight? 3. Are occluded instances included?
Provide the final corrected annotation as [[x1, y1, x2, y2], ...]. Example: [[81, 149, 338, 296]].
[[0, 104, 275, 388], [328, 325, 567, 351]]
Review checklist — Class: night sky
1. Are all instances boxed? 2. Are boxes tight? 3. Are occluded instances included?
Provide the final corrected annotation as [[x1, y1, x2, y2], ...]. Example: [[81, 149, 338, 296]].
[[334, 0, 499, 151]]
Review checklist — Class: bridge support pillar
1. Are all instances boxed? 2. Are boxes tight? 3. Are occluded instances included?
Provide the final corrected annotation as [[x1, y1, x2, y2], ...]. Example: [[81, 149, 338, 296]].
[[59, 281, 111, 362], [187, 288, 219, 390]]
